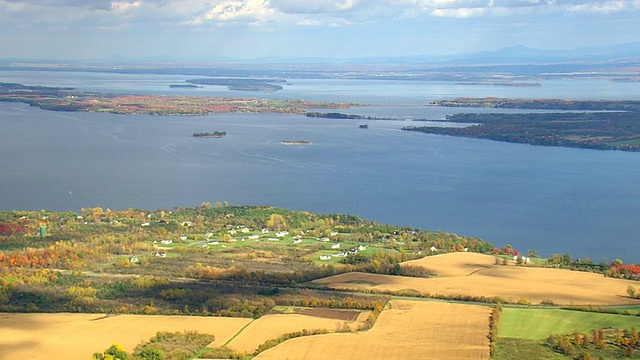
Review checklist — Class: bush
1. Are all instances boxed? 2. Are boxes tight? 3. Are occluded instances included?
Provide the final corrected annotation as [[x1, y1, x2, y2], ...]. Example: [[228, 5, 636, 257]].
[[132, 331, 214, 360]]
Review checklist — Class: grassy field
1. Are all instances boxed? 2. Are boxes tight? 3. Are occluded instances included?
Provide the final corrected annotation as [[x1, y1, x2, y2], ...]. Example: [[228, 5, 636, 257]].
[[492, 338, 570, 360], [496, 308, 640, 359], [0, 313, 251, 360], [314, 252, 640, 306], [254, 300, 491, 360], [499, 308, 640, 339]]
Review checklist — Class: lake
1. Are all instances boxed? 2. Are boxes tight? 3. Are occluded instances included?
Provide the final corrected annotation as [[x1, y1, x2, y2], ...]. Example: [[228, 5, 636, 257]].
[[1, 70, 640, 262]]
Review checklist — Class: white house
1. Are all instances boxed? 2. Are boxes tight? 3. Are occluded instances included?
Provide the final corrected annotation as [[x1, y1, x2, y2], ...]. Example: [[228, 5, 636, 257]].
[[320, 255, 331, 260], [160, 239, 173, 245], [331, 243, 340, 249]]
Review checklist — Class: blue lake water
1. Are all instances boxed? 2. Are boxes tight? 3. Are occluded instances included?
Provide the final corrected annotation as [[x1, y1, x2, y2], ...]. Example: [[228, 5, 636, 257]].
[[1, 70, 640, 262]]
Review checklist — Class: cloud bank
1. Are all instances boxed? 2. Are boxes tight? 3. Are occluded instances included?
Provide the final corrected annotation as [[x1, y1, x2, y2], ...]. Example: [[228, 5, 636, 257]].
[[1, 0, 638, 60]]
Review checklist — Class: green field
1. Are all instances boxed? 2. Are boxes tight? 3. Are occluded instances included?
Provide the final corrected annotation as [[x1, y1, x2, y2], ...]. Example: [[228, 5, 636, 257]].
[[499, 308, 640, 340], [495, 308, 640, 359]]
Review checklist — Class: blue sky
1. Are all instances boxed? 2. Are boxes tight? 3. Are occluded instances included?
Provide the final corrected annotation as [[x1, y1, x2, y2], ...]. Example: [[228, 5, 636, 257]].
[[1, 0, 639, 61]]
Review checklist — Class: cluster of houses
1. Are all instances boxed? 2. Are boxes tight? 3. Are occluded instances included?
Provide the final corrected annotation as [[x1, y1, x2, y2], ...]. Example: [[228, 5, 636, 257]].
[[136, 225, 370, 263], [514, 255, 532, 263], [320, 244, 367, 260]]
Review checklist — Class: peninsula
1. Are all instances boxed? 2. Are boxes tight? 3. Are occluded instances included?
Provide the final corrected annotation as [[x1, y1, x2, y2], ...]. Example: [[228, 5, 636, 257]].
[[2, 205, 640, 360]]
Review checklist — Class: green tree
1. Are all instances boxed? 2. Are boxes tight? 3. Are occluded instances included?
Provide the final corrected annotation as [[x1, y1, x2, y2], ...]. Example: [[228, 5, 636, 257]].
[[137, 347, 165, 360], [104, 343, 129, 360]]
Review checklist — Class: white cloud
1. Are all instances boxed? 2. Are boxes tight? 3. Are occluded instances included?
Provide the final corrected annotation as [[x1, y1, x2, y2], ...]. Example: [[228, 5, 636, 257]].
[[111, 1, 140, 13], [2, 0, 639, 28], [187, 0, 278, 25], [567, 0, 635, 13], [429, 6, 486, 18], [269, 0, 363, 13]]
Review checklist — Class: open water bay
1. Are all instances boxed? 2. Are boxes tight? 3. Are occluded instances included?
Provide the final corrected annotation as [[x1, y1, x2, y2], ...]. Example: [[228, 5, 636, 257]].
[[1, 71, 640, 262]]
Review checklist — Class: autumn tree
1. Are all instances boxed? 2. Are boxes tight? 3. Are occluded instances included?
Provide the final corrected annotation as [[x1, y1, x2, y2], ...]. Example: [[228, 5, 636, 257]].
[[266, 214, 288, 231]]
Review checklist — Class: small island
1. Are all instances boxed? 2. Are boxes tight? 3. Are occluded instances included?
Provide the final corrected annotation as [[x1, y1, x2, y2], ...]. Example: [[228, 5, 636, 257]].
[[169, 84, 201, 89], [193, 131, 226, 138], [185, 78, 286, 91], [282, 140, 311, 145]]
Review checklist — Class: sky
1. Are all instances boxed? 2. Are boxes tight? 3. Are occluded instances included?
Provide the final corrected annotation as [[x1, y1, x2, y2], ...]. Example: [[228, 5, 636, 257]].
[[1, 0, 639, 61]]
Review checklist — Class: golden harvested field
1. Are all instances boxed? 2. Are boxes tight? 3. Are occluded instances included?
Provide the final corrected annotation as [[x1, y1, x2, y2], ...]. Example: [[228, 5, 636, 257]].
[[0, 313, 251, 360], [314, 252, 640, 306], [226, 308, 370, 353], [254, 300, 490, 360]]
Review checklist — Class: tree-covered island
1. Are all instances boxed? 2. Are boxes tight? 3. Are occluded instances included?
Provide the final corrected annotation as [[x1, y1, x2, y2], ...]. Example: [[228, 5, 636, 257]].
[[0, 82, 356, 115], [193, 131, 226, 138], [403, 97, 640, 151]]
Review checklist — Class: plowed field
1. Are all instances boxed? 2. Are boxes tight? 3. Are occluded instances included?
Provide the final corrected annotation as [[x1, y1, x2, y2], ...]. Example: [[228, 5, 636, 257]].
[[226, 308, 370, 353], [0, 313, 251, 360], [254, 300, 491, 360], [314, 252, 640, 305]]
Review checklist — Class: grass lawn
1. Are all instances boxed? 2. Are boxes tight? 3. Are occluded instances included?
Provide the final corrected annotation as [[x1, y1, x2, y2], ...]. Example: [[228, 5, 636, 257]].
[[499, 307, 640, 340]]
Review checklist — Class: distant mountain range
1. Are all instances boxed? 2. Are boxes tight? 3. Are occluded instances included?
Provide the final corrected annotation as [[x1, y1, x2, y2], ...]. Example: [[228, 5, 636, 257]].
[[1, 42, 637, 81], [438, 42, 640, 65]]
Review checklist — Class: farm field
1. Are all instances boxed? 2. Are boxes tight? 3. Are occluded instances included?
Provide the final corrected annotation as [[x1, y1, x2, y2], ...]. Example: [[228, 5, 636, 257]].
[[499, 307, 640, 340], [254, 299, 490, 360], [314, 252, 640, 305], [494, 308, 640, 359], [0, 312, 251, 360], [225, 307, 371, 353]]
